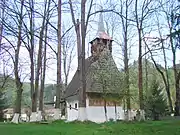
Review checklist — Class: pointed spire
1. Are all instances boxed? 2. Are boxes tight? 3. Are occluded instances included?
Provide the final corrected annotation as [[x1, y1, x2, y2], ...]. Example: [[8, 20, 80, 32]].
[[95, 6, 112, 41], [90, 6, 112, 44], [97, 7, 105, 34]]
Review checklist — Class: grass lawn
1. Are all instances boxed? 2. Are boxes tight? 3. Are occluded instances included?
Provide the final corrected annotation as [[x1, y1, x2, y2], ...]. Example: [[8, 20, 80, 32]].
[[0, 120, 180, 135]]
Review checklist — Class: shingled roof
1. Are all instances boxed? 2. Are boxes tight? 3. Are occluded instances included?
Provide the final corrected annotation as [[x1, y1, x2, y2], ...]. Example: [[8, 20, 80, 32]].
[[65, 50, 123, 98], [64, 57, 93, 98], [86, 50, 123, 94]]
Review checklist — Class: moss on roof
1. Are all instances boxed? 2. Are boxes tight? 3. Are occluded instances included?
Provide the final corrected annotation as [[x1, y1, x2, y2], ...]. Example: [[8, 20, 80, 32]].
[[65, 49, 124, 98]]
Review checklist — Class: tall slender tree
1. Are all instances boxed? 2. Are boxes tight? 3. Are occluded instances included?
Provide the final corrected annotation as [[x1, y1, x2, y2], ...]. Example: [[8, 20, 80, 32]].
[[11, 0, 25, 123], [143, 36, 173, 113], [62, 25, 75, 88], [120, 0, 132, 121], [78, 0, 87, 121], [157, 0, 180, 115], [69, 0, 82, 70], [38, 0, 51, 121], [135, 0, 144, 120], [29, 0, 35, 118], [69, 0, 94, 121], [55, 0, 62, 120], [134, 0, 155, 120], [170, 3, 180, 116], [30, 0, 49, 122], [0, 0, 5, 48], [27, 0, 36, 121]]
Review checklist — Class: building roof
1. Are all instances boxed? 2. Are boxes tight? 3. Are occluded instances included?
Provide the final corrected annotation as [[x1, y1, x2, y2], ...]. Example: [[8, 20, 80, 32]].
[[86, 50, 122, 94], [65, 57, 93, 98], [65, 50, 123, 98]]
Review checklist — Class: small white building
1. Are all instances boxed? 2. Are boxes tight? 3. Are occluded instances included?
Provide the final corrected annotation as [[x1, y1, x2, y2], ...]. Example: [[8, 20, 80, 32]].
[[65, 12, 125, 123]]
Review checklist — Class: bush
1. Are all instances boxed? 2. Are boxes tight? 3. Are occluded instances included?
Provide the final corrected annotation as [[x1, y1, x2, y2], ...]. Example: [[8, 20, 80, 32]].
[[144, 79, 169, 120]]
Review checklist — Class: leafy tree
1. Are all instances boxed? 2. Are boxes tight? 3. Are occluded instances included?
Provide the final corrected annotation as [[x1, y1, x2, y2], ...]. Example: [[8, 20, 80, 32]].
[[144, 79, 168, 120]]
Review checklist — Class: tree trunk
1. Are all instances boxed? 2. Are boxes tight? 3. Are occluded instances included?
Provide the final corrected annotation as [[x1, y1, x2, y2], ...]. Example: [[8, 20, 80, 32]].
[[138, 29, 144, 120], [29, 0, 35, 116], [69, 0, 82, 70], [76, 19, 82, 70], [169, 24, 180, 115], [124, 37, 131, 120], [104, 99, 108, 122], [0, 0, 5, 49], [38, 62, 44, 122], [162, 40, 173, 113], [78, 0, 87, 121], [62, 37, 67, 89], [69, 0, 94, 121], [38, 39, 46, 122], [31, 3, 46, 121], [172, 47, 180, 115], [135, 0, 144, 120], [28, 0, 37, 122], [12, 80, 23, 123], [31, 30, 43, 121], [175, 72, 180, 116], [55, 0, 62, 120], [145, 48, 148, 94], [144, 35, 174, 114], [124, 0, 130, 121], [114, 102, 117, 121], [154, 14, 174, 112], [137, 29, 145, 121], [13, 87, 23, 122], [38, 0, 50, 122], [11, 0, 24, 124]]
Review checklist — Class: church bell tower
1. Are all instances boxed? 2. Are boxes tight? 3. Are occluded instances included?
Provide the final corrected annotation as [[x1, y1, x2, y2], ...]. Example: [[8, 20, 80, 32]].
[[89, 11, 113, 59]]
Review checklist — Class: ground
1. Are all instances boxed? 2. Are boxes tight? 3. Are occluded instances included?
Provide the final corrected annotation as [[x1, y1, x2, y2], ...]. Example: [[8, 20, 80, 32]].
[[0, 120, 180, 135]]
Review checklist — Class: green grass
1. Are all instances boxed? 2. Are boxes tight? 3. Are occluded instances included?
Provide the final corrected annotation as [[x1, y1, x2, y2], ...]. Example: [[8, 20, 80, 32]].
[[0, 120, 180, 135]]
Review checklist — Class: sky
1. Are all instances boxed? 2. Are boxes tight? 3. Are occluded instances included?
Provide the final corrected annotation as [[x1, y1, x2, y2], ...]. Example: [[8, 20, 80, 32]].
[[0, 0, 180, 85]]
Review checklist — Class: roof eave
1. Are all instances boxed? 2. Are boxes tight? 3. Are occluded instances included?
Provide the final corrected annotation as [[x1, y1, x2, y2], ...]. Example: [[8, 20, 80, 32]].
[[89, 37, 113, 44]]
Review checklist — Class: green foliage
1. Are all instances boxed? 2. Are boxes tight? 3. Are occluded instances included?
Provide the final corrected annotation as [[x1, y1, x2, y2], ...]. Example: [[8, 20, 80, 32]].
[[44, 84, 56, 103], [127, 59, 177, 110], [128, 59, 160, 109], [0, 73, 56, 108], [144, 79, 169, 120]]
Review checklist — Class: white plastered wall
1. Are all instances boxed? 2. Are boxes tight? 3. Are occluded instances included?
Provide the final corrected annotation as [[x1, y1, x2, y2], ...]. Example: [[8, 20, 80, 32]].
[[86, 96, 125, 123], [66, 95, 79, 121], [66, 95, 125, 123]]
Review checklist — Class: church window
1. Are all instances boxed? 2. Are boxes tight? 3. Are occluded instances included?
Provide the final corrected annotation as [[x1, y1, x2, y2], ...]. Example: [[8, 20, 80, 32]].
[[75, 103, 78, 109], [70, 104, 72, 110]]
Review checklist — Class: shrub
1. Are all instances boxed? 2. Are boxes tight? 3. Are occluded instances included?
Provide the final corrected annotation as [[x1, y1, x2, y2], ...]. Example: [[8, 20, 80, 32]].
[[144, 79, 169, 120]]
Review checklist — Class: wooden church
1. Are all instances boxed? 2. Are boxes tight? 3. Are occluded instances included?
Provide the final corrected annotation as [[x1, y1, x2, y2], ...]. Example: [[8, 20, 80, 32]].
[[65, 12, 125, 123]]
